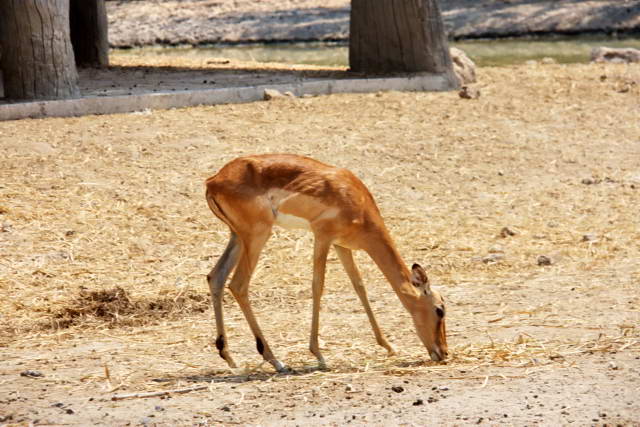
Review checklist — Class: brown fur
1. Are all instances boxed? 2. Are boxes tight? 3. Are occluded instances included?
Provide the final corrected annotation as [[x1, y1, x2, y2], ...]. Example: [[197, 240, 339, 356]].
[[205, 154, 447, 371]]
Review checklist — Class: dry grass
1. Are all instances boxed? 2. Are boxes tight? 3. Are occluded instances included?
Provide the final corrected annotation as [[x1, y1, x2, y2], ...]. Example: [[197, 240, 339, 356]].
[[1, 60, 639, 382]]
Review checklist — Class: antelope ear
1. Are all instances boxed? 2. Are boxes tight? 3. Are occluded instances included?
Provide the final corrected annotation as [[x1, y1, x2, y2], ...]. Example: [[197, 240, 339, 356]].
[[411, 263, 431, 292]]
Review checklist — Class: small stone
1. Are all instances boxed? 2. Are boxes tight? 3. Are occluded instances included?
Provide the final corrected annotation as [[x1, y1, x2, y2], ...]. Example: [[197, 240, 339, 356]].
[[413, 399, 424, 406], [29, 142, 56, 155], [582, 234, 598, 242], [391, 386, 404, 393], [220, 406, 231, 412], [458, 85, 480, 99], [500, 226, 517, 238], [591, 47, 640, 64], [345, 383, 354, 392], [21, 370, 44, 378], [537, 255, 553, 266], [481, 253, 504, 264], [263, 88, 285, 100], [581, 177, 599, 185]]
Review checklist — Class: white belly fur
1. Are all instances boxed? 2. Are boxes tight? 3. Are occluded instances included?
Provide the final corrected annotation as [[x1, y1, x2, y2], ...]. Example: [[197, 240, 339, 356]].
[[274, 212, 312, 231]]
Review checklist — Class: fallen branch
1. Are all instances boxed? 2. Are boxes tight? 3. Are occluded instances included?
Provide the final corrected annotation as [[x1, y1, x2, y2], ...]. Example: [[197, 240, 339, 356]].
[[112, 384, 209, 400]]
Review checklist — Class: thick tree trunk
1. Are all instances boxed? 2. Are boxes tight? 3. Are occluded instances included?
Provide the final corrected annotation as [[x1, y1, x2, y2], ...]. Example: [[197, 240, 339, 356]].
[[70, 0, 109, 68], [0, 0, 79, 100], [349, 0, 457, 86]]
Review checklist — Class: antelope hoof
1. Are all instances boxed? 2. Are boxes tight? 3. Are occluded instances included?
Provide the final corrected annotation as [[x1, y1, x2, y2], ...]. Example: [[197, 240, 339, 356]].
[[317, 357, 327, 371], [215, 336, 237, 368], [271, 359, 289, 373]]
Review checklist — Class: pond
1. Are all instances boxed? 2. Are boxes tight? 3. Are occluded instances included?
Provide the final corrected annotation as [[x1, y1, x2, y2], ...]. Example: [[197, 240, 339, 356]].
[[115, 35, 640, 68]]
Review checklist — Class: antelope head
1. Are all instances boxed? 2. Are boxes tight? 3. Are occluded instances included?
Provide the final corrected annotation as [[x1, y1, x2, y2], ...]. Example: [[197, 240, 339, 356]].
[[410, 263, 448, 362]]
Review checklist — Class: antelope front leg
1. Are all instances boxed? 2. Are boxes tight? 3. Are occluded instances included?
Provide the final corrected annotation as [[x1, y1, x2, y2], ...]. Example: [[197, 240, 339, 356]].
[[334, 245, 396, 356], [309, 237, 331, 369], [207, 232, 241, 368]]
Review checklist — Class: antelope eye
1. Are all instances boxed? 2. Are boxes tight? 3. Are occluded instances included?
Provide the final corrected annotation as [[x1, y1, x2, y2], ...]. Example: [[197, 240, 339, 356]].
[[435, 307, 445, 318]]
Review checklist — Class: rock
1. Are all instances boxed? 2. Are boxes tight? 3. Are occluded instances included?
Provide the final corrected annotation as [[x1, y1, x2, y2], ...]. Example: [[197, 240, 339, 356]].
[[450, 47, 476, 85], [591, 47, 640, 64], [20, 370, 44, 378], [391, 386, 404, 393], [582, 233, 598, 242], [500, 226, 517, 238], [459, 85, 480, 99], [263, 88, 285, 100], [30, 142, 56, 155], [478, 253, 504, 264], [537, 255, 553, 266]]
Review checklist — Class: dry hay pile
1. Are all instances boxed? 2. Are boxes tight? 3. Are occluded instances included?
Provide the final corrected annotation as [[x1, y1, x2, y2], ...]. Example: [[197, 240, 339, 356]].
[[0, 58, 639, 380], [43, 286, 209, 330]]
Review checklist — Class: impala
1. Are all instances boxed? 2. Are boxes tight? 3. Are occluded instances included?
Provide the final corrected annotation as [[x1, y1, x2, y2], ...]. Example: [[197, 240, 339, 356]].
[[205, 154, 447, 372]]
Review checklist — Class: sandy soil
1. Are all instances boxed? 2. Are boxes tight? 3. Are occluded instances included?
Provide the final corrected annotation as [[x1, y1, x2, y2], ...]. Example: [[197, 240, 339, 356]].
[[106, 0, 640, 47], [1, 61, 639, 425]]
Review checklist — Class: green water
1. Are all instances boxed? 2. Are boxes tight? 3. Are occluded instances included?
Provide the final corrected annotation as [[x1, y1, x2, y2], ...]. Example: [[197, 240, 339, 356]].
[[455, 36, 640, 67], [116, 36, 640, 67]]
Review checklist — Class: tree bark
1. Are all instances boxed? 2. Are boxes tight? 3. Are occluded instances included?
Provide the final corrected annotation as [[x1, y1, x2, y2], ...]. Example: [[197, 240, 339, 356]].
[[0, 0, 79, 100], [349, 0, 457, 86], [70, 0, 109, 68]]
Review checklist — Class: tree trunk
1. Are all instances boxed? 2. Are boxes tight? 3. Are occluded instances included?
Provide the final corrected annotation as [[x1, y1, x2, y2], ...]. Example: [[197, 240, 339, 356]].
[[349, 0, 457, 85], [70, 0, 109, 68], [0, 0, 79, 100]]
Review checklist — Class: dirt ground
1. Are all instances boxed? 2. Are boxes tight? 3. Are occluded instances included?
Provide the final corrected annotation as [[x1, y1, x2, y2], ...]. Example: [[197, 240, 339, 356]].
[[106, 0, 640, 47], [1, 61, 640, 425]]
